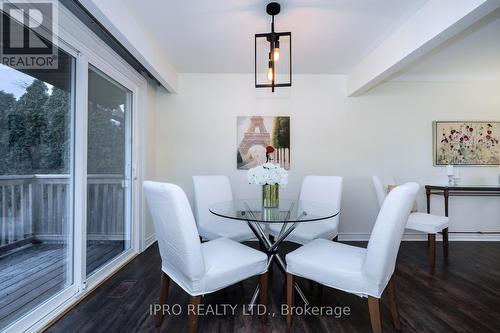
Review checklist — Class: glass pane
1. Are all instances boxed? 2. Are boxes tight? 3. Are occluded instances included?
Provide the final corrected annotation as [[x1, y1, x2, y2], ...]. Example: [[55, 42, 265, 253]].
[[0, 50, 74, 329], [86, 67, 131, 276]]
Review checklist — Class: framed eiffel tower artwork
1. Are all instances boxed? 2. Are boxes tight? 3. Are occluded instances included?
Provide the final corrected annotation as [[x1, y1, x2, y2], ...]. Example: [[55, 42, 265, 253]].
[[237, 116, 290, 170]]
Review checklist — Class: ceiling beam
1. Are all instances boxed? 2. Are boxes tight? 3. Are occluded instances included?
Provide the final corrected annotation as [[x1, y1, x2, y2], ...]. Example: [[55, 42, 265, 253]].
[[346, 0, 500, 97]]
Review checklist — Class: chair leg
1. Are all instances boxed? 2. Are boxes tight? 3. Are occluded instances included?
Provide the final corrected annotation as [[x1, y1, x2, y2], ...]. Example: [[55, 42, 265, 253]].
[[367, 296, 383, 333], [155, 272, 170, 327], [387, 276, 401, 331], [313, 282, 323, 304], [189, 295, 202, 333], [442, 228, 449, 258], [286, 273, 295, 329], [260, 272, 269, 323], [428, 233, 436, 268]]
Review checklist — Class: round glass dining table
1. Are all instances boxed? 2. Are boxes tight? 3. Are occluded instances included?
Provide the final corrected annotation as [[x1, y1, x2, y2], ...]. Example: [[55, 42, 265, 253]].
[[210, 199, 339, 306]]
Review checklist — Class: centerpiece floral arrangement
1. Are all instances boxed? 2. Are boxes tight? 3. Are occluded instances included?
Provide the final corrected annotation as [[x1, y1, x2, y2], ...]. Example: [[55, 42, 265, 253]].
[[247, 148, 288, 207], [246, 162, 289, 186]]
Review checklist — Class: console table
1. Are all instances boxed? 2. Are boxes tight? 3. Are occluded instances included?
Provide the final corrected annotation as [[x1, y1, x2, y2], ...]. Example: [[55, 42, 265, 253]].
[[425, 184, 500, 233]]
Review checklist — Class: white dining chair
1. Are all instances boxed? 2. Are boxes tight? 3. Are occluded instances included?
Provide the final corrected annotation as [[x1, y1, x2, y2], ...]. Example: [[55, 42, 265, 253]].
[[285, 182, 419, 333], [268, 175, 342, 244], [192, 175, 254, 241], [143, 181, 268, 332], [372, 176, 449, 267]]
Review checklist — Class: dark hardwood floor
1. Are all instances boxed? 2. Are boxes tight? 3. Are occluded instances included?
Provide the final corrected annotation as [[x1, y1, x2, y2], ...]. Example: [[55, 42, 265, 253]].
[[46, 241, 500, 333]]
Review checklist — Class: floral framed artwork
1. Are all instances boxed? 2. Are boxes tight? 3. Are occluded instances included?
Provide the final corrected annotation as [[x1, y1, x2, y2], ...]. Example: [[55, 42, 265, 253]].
[[433, 121, 500, 166]]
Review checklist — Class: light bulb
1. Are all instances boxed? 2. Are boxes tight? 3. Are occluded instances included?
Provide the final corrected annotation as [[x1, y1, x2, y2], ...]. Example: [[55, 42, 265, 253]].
[[273, 48, 280, 61], [267, 67, 274, 81]]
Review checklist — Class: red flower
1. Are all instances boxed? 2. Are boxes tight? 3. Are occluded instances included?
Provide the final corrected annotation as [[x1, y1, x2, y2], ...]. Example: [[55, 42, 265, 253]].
[[266, 146, 275, 154]]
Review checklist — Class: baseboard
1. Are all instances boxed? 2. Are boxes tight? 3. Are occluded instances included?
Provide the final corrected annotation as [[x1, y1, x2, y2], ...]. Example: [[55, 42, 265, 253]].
[[339, 233, 427, 242], [141, 232, 500, 244], [444, 233, 500, 241], [143, 233, 156, 250], [338, 232, 500, 242]]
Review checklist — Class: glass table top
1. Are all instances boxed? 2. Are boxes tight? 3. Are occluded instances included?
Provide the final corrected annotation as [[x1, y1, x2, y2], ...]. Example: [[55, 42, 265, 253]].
[[209, 199, 339, 223]]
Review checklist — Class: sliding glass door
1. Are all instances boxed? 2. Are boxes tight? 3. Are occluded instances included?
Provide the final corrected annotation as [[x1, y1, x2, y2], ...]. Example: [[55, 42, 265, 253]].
[[0, 50, 75, 330], [86, 67, 132, 277], [0, 4, 142, 330]]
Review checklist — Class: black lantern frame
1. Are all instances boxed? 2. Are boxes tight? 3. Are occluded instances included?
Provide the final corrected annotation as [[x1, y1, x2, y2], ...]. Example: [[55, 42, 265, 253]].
[[254, 3, 292, 92]]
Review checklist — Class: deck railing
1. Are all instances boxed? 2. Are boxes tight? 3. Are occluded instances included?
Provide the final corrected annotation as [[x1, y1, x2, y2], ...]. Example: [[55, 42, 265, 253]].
[[0, 174, 124, 248]]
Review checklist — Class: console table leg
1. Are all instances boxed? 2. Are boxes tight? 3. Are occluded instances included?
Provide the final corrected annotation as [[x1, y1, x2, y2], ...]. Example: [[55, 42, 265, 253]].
[[426, 187, 431, 214], [444, 189, 449, 217]]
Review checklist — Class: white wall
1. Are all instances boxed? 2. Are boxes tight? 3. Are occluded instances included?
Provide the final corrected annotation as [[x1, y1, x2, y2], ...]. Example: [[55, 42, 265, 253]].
[[153, 74, 500, 240]]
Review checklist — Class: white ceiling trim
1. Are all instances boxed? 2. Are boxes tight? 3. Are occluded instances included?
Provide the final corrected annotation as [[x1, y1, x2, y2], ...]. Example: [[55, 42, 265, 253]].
[[346, 0, 500, 96]]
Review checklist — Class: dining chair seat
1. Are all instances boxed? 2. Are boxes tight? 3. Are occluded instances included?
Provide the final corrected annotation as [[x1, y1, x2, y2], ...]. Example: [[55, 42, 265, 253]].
[[199, 237, 267, 295], [268, 220, 338, 245], [407, 212, 449, 234], [286, 239, 377, 296], [198, 219, 255, 242]]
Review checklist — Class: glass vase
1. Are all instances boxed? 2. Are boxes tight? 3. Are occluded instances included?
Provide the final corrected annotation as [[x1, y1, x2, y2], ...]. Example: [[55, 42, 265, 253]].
[[262, 184, 279, 208]]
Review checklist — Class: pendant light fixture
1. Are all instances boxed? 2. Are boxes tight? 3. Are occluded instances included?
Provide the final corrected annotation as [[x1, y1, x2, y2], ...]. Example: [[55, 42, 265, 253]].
[[255, 2, 292, 92]]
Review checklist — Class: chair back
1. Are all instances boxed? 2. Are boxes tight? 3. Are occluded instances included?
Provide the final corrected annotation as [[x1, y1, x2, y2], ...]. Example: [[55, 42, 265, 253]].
[[300, 175, 343, 207], [372, 176, 397, 208], [299, 176, 343, 228], [193, 175, 233, 229], [143, 181, 205, 282], [363, 182, 419, 286]]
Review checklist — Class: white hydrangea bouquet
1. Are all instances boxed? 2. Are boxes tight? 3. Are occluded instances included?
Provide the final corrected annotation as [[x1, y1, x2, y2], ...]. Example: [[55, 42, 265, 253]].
[[246, 162, 288, 186], [247, 162, 288, 207]]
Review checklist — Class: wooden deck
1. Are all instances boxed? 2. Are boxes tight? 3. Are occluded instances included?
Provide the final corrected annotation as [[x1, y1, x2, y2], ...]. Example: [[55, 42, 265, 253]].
[[0, 242, 123, 330]]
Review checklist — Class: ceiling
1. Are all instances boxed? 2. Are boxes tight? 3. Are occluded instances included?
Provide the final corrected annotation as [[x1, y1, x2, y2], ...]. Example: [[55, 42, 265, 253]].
[[124, 0, 428, 74], [394, 8, 500, 82]]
